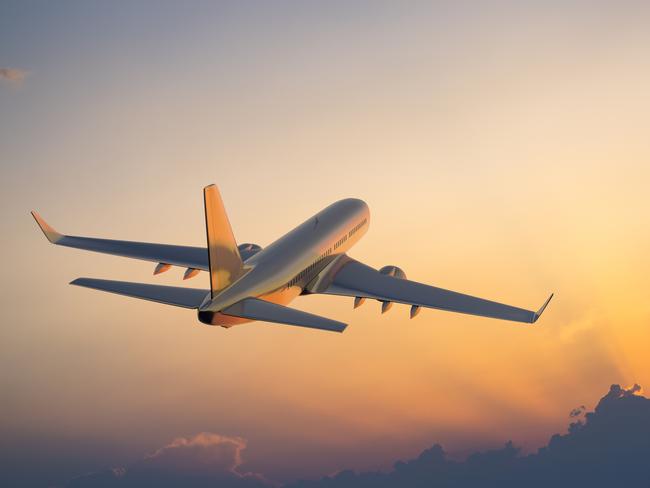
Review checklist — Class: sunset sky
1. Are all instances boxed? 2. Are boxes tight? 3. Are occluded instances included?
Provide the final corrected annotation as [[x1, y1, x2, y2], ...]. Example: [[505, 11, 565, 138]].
[[2, 1, 650, 486]]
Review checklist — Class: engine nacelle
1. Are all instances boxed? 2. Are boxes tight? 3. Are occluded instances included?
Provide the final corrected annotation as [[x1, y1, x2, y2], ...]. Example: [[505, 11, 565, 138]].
[[378, 265, 406, 313], [378, 265, 406, 280], [238, 243, 262, 260]]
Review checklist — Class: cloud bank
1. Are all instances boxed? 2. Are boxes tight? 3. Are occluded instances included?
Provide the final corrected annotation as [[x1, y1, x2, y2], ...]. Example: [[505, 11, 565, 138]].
[[66, 433, 269, 488], [0, 67, 28, 84], [288, 384, 649, 488], [61, 384, 649, 487]]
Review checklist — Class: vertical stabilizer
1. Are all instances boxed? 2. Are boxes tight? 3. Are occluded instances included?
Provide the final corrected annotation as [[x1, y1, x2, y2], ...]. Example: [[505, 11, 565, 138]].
[[203, 185, 244, 297]]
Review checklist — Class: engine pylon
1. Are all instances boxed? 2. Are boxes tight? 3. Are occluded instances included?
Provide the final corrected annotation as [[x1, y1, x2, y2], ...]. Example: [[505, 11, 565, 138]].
[[354, 296, 366, 309]]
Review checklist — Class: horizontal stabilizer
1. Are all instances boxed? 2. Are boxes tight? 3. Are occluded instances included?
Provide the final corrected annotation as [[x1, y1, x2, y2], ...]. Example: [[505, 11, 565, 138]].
[[223, 298, 347, 333], [70, 278, 209, 308]]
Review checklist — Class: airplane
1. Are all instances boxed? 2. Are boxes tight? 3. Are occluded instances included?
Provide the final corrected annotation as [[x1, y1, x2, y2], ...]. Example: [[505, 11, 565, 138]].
[[31, 185, 552, 333]]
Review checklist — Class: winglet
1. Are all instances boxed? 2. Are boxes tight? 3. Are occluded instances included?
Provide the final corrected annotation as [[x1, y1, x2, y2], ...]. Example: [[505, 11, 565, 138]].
[[533, 293, 554, 323], [31, 211, 63, 244]]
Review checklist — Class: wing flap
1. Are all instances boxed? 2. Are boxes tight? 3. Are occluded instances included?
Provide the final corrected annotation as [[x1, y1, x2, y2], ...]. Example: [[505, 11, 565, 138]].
[[31, 211, 209, 270], [70, 278, 209, 308], [312, 257, 551, 324], [223, 298, 347, 333]]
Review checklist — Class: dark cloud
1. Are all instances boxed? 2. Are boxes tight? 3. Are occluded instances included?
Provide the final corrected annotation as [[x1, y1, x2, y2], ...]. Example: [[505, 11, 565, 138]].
[[46, 384, 650, 487], [0, 67, 28, 84], [287, 384, 650, 488], [569, 405, 585, 418], [65, 433, 271, 488]]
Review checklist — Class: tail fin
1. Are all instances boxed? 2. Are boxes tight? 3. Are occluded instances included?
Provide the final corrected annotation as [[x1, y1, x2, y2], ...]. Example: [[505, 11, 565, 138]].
[[203, 185, 244, 297]]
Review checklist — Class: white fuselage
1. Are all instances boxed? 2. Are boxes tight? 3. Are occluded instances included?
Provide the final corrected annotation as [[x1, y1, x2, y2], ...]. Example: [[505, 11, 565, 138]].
[[198, 198, 370, 326]]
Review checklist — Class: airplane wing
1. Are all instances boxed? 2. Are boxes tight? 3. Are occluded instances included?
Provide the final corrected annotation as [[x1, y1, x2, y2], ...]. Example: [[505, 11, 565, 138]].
[[32, 211, 210, 270], [71, 278, 209, 308], [32, 211, 262, 270], [308, 256, 552, 324], [224, 297, 347, 333]]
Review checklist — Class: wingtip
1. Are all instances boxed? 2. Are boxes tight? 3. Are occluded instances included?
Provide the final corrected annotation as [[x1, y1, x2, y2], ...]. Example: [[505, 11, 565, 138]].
[[31, 210, 63, 243], [69, 278, 89, 287], [533, 293, 554, 323]]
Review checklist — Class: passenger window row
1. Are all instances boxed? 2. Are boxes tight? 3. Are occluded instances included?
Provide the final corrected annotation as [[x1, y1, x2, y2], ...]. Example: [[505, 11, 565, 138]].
[[334, 233, 347, 250], [287, 217, 367, 288], [288, 247, 333, 287], [348, 217, 367, 238]]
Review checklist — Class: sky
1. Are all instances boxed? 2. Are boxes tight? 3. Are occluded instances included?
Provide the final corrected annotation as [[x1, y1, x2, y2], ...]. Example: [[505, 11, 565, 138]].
[[63, 384, 650, 487], [1, 1, 650, 486]]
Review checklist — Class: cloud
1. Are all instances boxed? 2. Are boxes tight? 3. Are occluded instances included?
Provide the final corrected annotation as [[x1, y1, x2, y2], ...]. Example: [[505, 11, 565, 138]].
[[569, 405, 585, 417], [608, 383, 643, 398], [140, 433, 250, 476], [287, 384, 650, 488], [60, 384, 650, 487], [0, 67, 28, 85], [66, 433, 271, 488]]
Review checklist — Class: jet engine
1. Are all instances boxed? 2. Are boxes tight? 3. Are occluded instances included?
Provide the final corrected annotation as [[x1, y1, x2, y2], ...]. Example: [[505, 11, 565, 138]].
[[378, 265, 406, 313], [378, 265, 406, 279], [238, 243, 263, 260]]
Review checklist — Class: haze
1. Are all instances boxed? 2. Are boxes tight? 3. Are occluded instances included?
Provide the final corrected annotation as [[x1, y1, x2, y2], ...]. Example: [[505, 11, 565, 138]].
[[1, 1, 649, 484]]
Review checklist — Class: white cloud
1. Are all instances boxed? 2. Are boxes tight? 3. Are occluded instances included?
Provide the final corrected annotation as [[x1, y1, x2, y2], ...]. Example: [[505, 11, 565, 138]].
[[66, 432, 271, 487], [0, 67, 28, 84]]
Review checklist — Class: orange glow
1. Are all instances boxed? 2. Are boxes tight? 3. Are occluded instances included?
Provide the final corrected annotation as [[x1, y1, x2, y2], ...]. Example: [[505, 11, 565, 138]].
[[2, 2, 650, 481]]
